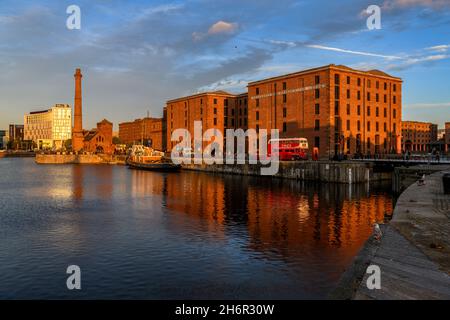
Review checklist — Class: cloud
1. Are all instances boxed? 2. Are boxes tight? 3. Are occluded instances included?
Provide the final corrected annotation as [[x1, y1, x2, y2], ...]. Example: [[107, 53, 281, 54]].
[[306, 44, 402, 60], [387, 54, 450, 70], [193, 20, 239, 41], [208, 21, 238, 35], [382, 0, 450, 10], [426, 44, 450, 52], [197, 78, 248, 92], [142, 3, 184, 15], [267, 40, 298, 48]]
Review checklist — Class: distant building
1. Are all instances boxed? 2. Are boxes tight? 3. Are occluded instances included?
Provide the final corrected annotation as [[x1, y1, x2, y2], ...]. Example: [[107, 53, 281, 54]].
[[445, 122, 450, 152], [437, 129, 445, 141], [9, 124, 24, 142], [119, 117, 166, 151], [401, 121, 438, 153], [0, 130, 6, 149], [24, 104, 72, 150], [83, 119, 114, 154]]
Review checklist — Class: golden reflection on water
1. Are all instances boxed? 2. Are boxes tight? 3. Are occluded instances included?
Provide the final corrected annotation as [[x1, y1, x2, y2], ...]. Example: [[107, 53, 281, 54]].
[[127, 170, 393, 261], [67, 166, 393, 264]]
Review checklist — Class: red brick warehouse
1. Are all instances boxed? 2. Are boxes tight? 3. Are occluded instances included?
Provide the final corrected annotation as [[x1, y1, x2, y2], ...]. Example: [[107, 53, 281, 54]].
[[166, 91, 248, 152], [247, 64, 402, 159]]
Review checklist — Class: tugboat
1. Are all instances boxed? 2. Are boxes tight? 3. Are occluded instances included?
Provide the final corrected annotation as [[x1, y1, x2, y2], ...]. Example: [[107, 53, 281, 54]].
[[126, 145, 181, 172]]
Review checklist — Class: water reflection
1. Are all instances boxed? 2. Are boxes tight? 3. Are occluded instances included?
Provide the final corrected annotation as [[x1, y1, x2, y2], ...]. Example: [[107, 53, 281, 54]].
[[0, 159, 393, 299], [130, 170, 393, 269]]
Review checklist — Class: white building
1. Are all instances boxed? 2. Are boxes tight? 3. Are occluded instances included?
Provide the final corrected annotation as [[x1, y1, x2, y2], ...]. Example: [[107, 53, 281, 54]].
[[24, 104, 72, 150]]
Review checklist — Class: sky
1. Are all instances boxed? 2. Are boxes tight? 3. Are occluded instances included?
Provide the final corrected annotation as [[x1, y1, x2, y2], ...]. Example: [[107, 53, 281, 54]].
[[0, 0, 449, 130]]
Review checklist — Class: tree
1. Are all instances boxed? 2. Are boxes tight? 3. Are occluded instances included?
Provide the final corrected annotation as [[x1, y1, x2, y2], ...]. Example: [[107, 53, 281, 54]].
[[64, 139, 72, 151], [112, 136, 121, 145]]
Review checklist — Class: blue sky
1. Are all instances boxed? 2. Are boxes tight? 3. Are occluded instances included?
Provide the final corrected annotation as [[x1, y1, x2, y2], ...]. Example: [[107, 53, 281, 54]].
[[0, 0, 449, 130]]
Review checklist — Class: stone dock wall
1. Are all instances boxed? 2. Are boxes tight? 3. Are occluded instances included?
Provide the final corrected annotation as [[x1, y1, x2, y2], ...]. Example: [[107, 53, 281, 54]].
[[182, 161, 389, 184], [35, 154, 126, 165], [392, 164, 450, 194]]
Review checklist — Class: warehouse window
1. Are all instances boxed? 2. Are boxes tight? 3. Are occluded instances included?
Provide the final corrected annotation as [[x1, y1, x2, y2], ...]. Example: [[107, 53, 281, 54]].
[[315, 120, 320, 131]]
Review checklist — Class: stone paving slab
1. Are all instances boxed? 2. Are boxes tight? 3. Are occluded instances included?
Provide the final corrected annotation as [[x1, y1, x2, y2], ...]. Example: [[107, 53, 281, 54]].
[[355, 225, 450, 300], [392, 169, 450, 273], [331, 168, 450, 300]]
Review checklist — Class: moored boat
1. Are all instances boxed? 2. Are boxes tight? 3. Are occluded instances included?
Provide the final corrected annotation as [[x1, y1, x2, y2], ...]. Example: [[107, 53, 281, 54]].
[[126, 145, 180, 172], [127, 160, 181, 172]]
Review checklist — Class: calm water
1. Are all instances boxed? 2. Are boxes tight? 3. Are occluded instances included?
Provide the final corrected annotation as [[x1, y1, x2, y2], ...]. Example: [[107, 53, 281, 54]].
[[0, 158, 393, 299]]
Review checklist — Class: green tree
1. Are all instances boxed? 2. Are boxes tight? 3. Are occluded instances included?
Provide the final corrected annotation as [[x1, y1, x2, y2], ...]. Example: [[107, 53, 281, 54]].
[[64, 139, 72, 151], [113, 136, 121, 145]]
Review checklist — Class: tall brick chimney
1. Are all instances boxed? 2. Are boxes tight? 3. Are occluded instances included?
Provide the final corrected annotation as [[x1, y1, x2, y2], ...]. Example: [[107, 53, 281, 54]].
[[72, 68, 84, 152]]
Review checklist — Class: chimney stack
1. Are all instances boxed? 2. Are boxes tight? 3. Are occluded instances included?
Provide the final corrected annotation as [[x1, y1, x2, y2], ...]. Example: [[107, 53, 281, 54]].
[[72, 68, 84, 152]]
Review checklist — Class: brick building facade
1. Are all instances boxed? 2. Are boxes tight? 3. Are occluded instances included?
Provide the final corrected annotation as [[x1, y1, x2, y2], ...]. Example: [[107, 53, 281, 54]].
[[166, 91, 248, 152], [119, 117, 166, 151], [401, 121, 438, 153], [83, 119, 114, 154], [247, 64, 402, 159]]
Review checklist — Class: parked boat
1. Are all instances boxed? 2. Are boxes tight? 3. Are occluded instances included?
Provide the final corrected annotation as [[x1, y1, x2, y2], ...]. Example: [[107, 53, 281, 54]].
[[126, 145, 181, 172]]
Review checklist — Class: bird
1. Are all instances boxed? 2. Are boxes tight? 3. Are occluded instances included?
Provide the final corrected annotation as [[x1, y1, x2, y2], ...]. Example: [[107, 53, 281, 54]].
[[373, 223, 382, 241], [417, 174, 426, 186]]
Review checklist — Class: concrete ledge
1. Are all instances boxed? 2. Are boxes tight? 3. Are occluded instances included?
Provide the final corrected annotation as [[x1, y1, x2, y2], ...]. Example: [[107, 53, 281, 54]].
[[182, 161, 378, 184]]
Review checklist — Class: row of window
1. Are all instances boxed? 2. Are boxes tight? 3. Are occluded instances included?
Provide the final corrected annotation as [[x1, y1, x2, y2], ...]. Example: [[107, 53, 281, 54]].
[[254, 89, 397, 105], [253, 75, 398, 100], [178, 98, 249, 108], [224, 118, 248, 127], [314, 136, 391, 150], [335, 74, 398, 92], [313, 119, 397, 133], [338, 88, 397, 104]]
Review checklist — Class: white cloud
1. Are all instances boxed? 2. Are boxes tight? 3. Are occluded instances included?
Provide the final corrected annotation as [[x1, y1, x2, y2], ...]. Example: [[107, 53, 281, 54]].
[[268, 40, 297, 48], [306, 44, 402, 60], [387, 54, 450, 70], [197, 78, 247, 92], [141, 3, 184, 16], [426, 44, 450, 53], [303, 42, 450, 71], [382, 0, 450, 10]]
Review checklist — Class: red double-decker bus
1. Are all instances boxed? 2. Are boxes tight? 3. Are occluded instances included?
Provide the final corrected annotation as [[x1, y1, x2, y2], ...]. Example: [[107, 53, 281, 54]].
[[268, 138, 309, 161]]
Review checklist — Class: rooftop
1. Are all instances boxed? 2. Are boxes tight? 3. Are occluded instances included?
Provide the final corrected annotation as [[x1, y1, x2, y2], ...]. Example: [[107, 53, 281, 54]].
[[248, 64, 402, 86], [167, 90, 246, 104]]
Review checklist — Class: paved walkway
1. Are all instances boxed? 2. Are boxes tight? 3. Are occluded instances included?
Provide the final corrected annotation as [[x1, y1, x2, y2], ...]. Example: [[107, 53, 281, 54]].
[[355, 225, 450, 299], [355, 168, 450, 300]]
